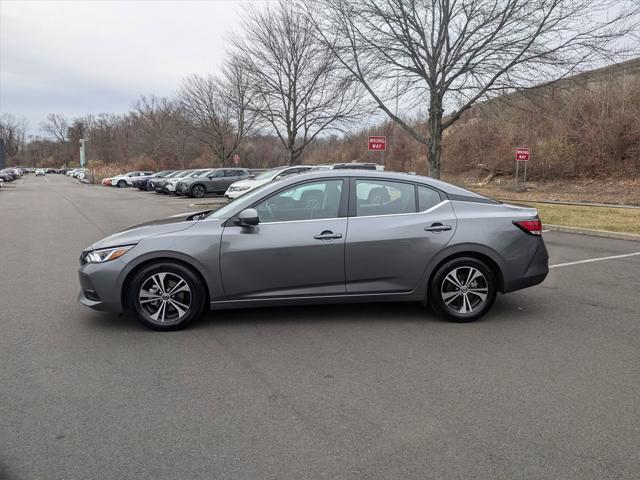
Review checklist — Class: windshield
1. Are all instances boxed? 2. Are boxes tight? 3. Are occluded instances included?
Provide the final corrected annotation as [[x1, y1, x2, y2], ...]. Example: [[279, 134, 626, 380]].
[[192, 169, 213, 178], [253, 167, 283, 180], [207, 182, 274, 219], [174, 170, 193, 178]]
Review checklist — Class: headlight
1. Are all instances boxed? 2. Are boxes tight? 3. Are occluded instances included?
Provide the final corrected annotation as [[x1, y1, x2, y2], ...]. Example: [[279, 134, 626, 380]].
[[234, 186, 250, 192], [83, 245, 135, 264]]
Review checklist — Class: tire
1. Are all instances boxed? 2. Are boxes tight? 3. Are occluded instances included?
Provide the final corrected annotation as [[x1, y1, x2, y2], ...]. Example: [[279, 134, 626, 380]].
[[191, 184, 206, 198], [429, 257, 497, 323], [128, 262, 206, 331], [117, 180, 127, 188]]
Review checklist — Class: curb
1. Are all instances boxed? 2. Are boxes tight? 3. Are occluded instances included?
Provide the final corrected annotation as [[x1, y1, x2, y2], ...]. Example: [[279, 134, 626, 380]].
[[545, 224, 640, 242]]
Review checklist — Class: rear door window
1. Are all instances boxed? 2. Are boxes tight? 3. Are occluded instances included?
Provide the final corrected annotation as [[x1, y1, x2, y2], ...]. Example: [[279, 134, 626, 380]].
[[355, 180, 416, 217], [418, 186, 443, 211]]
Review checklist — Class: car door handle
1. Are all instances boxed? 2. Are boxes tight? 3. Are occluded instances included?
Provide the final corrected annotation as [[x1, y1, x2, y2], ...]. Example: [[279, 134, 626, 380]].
[[424, 223, 452, 232], [313, 231, 343, 240]]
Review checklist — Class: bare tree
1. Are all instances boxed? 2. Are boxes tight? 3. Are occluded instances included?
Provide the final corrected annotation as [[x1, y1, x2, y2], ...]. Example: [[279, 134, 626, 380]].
[[0, 113, 27, 158], [306, 0, 640, 178], [40, 113, 69, 143], [177, 64, 255, 167], [234, 0, 367, 165]]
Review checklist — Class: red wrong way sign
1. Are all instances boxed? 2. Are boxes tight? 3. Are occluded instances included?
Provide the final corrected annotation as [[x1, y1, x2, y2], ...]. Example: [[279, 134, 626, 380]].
[[515, 147, 530, 161], [233, 154, 240, 165], [368, 136, 387, 151]]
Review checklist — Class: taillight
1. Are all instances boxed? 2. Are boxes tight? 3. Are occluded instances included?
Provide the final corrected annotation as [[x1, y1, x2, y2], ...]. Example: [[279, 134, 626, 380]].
[[513, 219, 542, 236]]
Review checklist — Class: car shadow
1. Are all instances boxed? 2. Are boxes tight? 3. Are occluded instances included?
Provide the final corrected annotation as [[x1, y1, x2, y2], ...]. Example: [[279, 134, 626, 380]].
[[82, 295, 533, 333]]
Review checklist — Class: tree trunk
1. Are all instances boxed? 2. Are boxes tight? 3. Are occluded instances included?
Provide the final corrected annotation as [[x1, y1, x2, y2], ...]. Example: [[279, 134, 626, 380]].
[[427, 95, 444, 179]]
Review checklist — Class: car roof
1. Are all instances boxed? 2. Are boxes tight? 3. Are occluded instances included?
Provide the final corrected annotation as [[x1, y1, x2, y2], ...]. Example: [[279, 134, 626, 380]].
[[276, 169, 490, 199]]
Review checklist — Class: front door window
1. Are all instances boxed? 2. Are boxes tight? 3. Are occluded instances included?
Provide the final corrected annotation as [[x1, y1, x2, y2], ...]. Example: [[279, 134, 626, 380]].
[[255, 180, 343, 223]]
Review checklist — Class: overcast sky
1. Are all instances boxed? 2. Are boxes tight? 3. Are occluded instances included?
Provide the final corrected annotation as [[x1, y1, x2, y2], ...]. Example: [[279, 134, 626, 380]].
[[1, 0, 254, 135]]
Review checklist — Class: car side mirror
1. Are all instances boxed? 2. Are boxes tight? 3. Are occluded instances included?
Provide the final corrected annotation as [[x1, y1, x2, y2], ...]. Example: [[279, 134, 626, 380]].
[[237, 208, 259, 227]]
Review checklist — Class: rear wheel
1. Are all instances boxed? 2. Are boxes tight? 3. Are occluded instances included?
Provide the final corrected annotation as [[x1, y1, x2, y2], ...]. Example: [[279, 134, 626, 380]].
[[191, 184, 206, 198], [117, 180, 126, 188], [429, 257, 497, 322], [129, 262, 206, 331]]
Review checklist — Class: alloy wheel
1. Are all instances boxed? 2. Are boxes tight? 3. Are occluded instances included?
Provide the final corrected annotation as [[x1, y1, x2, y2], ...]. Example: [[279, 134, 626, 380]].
[[138, 272, 192, 324], [440, 266, 489, 315], [192, 185, 205, 198]]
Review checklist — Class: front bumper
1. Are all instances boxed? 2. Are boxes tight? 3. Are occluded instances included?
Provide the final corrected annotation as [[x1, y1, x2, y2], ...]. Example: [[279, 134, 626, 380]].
[[77, 261, 125, 313], [225, 189, 247, 199]]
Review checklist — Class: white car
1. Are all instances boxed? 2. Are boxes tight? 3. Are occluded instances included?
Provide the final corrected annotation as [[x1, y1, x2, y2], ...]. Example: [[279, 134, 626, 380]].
[[35, 169, 46, 176], [225, 165, 316, 199], [110, 171, 155, 188]]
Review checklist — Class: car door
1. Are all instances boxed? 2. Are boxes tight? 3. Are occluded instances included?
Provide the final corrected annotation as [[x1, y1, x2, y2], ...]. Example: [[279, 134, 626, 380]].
[[201, 170, 223, 193], [345, 178, 457, 294], [220, 178, 348, 299]]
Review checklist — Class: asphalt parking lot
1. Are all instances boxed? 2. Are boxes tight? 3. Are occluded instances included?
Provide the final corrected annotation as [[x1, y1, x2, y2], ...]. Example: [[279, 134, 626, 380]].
[[1, 174, 639, 480]]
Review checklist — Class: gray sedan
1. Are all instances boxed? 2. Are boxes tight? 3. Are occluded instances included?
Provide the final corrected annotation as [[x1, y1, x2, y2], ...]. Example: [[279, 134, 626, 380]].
[[176, 168, 252, 198], [78, 170, 548, 330]]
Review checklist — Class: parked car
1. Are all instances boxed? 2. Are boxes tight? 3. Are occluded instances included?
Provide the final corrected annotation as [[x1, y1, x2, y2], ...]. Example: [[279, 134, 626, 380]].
[[110, 171, 155, 188], [149, 170, 181, 192], [102, 178, 112, 186], [35, 169, 46, 176], [67, 169, 84, 177], [0, 169, 17, 182], [133, 170, 175, 191], [0, 177, 4, 188], [153, 169, 197, 194], [176, 168, 252, 198], [77, 170, 548, 330], [165, 169, 212, 194], [313, 163, 382, 171], [9, 168, 23, 178], [225, 165, 316, 199]]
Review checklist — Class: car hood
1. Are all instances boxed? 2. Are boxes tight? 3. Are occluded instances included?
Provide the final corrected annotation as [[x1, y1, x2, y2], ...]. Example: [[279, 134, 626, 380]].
[[231, 178, 270, 189], [87, 211, 211, 250]]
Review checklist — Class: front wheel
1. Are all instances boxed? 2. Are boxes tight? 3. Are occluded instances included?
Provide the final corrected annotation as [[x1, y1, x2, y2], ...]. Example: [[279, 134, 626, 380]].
[[191, 184, 206, 198], [117, 180, 126, 188], [429, 257, 497, 322], [129, 262, 206, 331]]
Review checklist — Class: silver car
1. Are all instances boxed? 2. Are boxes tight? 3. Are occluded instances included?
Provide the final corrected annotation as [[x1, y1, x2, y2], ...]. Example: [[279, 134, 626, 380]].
[[78, 171, 548, 330]]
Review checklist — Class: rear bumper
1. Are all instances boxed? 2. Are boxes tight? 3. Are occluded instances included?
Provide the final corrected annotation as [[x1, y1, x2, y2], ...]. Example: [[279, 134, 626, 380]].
[[503, 239, 549, 293]]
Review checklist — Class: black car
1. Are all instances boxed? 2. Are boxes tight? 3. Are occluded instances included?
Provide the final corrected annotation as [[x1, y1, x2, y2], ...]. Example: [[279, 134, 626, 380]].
[[0, 169, 19, 181]]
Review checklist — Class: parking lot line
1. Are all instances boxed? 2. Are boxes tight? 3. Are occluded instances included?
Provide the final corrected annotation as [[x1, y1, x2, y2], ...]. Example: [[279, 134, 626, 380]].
[[549, 251, 640, 268]]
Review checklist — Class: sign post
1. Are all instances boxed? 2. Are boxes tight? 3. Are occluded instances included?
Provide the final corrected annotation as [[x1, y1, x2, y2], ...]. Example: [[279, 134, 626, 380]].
[[515, 147, 530, 191], [79, 138, 87, 168], [368, 136, 386, 165]]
